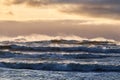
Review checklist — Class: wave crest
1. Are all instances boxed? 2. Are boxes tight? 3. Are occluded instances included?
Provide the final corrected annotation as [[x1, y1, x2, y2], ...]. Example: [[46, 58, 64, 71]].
[[0, 34, 116, 42]]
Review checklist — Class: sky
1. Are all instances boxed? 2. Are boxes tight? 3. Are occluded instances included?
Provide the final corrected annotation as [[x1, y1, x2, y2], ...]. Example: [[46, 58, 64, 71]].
[[0, 0, 120, 40]]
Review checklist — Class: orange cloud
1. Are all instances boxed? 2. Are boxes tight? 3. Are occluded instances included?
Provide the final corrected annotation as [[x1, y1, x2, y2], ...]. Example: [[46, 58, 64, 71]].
[[3, 0, 120, 20]]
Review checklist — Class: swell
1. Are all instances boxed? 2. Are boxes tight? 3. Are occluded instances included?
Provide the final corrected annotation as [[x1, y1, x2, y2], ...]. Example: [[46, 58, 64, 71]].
[[0, 44, 120, 53], [0, 51, 119, 59], [0, 50, 120, 72], [0, 59, 120, 72]]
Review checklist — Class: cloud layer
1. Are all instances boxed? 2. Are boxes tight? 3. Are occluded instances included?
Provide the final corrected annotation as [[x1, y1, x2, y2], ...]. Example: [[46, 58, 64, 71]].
[[0, 20, 120, 40], [3, 0, 120, 20]]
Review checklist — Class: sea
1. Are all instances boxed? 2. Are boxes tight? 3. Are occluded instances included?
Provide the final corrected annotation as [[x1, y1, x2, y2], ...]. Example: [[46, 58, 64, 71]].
[[0, 36, 120, 80]]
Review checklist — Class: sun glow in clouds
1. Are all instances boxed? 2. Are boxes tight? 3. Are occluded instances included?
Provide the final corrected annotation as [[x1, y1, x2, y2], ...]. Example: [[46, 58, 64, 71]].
[[0, 2, 82, 21], [0, 0, 120, 41], [0, 0, 119, 25]]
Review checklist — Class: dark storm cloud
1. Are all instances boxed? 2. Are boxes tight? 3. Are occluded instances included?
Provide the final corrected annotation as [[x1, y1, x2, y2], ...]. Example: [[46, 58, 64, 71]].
[[4, 0, 120, 19]]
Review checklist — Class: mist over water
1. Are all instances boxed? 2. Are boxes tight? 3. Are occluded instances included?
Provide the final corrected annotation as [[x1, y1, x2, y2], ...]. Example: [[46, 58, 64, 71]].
[[1, 21, 120, 41], [0, 34, 116, 42]]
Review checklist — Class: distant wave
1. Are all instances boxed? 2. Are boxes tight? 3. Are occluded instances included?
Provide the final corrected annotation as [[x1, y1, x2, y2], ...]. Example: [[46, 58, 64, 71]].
[[0, 34, 116, 42]]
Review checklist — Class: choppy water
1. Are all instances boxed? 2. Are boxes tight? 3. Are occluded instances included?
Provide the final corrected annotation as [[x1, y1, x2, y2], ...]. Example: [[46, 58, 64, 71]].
[[0, 39, 120, 72], [0, 68, 120, 80]]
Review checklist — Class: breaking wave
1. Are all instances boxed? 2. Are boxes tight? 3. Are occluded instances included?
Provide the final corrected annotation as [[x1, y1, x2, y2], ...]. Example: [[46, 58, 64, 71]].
[[0, 54, 120, 72], [0, 39, 119, 53], [0, 34, 120, 72], [0, 34, 116, 42]]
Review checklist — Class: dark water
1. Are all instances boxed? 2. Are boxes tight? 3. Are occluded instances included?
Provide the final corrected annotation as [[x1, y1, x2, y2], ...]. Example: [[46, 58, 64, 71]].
[[0, 39, 120, 72]]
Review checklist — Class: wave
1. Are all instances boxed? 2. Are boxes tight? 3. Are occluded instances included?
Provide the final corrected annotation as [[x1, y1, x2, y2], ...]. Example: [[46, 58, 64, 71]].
[[0, 43, 120, 53], [0, 37, 119, 53], [0, 58, 120, 72], [0, 34, 86, 42], [1, 51, 119, 59], [0, 34, 120, 72], [0, 34, 116, 42]]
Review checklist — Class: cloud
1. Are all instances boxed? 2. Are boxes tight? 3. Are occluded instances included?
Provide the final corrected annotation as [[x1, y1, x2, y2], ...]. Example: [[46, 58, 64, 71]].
[[0, 20, 120, 40], [4, 0, 120, 6], [60, 5, 120, 20], [4, 0, 51, 6], [2, 0, 120, 20], [7, 11, 14, 15]]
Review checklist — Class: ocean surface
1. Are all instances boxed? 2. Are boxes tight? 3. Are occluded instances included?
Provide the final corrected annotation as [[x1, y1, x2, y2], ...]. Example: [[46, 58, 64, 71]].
[[0, 38, 120, 80]]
